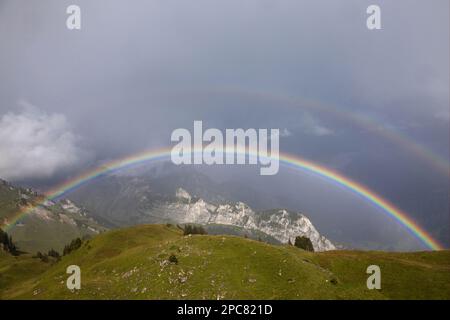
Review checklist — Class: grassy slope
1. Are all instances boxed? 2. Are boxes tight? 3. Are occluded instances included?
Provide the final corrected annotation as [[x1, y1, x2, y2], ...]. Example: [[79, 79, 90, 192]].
[[1, 224, 449, 300], [0, 251, 50, 299]]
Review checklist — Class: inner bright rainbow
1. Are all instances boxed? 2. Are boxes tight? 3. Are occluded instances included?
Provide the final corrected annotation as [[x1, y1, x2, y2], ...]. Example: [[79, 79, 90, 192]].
[[3, 147, 444, 251]]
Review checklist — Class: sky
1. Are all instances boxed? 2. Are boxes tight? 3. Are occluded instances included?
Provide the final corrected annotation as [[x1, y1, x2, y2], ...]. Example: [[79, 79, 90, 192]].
[[0, 0, 449, 250]]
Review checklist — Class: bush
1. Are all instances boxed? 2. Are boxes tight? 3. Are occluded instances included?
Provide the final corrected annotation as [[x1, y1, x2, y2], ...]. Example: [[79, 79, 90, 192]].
[[48, 248, 60, 259], [168, 254, 178, 264], [294, 236, 314, 252], [183, 224, 207, 236], [330, 278, 338, 285], [34, 251, 49, 263]]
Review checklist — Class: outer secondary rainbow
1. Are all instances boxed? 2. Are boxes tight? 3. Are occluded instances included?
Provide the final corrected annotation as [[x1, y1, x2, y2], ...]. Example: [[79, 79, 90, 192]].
[[203, 88, 450, 176]]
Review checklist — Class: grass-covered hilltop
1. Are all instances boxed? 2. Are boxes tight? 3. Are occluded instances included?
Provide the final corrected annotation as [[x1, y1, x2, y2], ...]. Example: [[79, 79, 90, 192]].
[[1, 224, 449, 300]]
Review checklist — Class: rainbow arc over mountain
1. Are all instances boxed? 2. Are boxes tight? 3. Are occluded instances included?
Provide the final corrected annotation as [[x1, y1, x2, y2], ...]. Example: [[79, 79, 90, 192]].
[[3, 147, 445, 251]]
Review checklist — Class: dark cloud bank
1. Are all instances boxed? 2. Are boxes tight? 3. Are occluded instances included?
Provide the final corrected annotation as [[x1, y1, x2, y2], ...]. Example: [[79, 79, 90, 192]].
[[0, 0, 448, 250]]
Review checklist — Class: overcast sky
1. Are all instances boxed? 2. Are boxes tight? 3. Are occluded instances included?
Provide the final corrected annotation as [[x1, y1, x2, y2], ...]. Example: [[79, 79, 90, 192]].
[[0, 0, 448, 250]]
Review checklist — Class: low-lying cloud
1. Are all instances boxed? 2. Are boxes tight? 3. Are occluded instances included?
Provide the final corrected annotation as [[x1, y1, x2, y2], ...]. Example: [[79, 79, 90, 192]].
[[300, 114, 334, 136], [0, 102, 83, 181]]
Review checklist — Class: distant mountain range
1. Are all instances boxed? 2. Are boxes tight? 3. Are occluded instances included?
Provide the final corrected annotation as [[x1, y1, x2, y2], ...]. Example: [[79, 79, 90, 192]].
[[0, 179, 106, 253], [1, 170, 335, 252], [65, 167, 335, 251]]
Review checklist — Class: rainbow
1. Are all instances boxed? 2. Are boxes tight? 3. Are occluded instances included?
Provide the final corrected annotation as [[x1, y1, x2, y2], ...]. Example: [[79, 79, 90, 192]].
[[200, 88, 450, 176], [3, 147, 445, 251]]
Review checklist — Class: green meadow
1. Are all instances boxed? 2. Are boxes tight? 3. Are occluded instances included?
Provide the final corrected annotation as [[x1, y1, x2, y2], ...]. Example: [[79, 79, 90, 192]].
[[1, 224, 449, 300]]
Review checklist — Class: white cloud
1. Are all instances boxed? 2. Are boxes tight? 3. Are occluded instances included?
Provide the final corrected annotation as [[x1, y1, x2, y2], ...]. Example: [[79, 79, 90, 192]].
[[280, 128, 292, 137], [434, 110, 450, 122], [270, 128, 292, 140], [300, 114, 334, 136], [0, 102, 84, 181]]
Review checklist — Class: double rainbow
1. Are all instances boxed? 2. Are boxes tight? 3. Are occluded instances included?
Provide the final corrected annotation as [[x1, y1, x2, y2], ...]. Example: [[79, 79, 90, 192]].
[[3, 147, 445, 250]]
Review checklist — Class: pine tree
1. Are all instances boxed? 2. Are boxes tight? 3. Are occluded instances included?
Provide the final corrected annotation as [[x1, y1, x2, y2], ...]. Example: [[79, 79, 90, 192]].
[[48, 248, 60, 258], [63, 237, 83, 256], [0, 229, 18, 255]]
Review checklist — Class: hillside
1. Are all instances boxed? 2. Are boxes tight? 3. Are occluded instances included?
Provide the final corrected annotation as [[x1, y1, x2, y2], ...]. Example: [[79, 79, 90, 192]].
[[1, 224, 449, 300], [0, 179, 107, 253]]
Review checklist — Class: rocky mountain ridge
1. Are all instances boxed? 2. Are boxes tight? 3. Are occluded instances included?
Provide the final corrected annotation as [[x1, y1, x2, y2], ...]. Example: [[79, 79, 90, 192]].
[[150, 188, 335, 251]]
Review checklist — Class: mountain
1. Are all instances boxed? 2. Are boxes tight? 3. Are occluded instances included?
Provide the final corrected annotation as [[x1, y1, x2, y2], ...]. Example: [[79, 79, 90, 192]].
[[70, 172, 335, 251], [148, 188, 335, 251], [67, 164, 281, 225], [67, 168, 336, 251], [0, 179, 107, 253], [1, 172, 334, 252], [1, 224, 449, 300]]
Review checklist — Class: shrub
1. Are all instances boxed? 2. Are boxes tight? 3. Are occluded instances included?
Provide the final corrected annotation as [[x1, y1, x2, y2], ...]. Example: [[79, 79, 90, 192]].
[[294, 236, 314, 252], [34, 251, 49, 263], [183, 224, 207, 236], [168, 254, 178, 264], [48, 248, 60, 259]]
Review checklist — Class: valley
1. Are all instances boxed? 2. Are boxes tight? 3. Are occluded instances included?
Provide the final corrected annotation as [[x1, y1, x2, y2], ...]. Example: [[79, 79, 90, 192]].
[[1, 177, 448, 300], [0, 179, 106, 253]]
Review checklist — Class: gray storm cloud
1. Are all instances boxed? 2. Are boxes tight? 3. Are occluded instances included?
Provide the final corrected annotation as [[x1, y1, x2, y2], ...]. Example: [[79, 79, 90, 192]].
[[0, 102, 84, 181], [0, 0, 448, 249]]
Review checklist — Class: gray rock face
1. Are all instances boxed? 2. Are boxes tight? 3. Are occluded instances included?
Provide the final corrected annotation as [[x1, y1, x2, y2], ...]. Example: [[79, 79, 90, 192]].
[[149, 188, 335, 252]]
